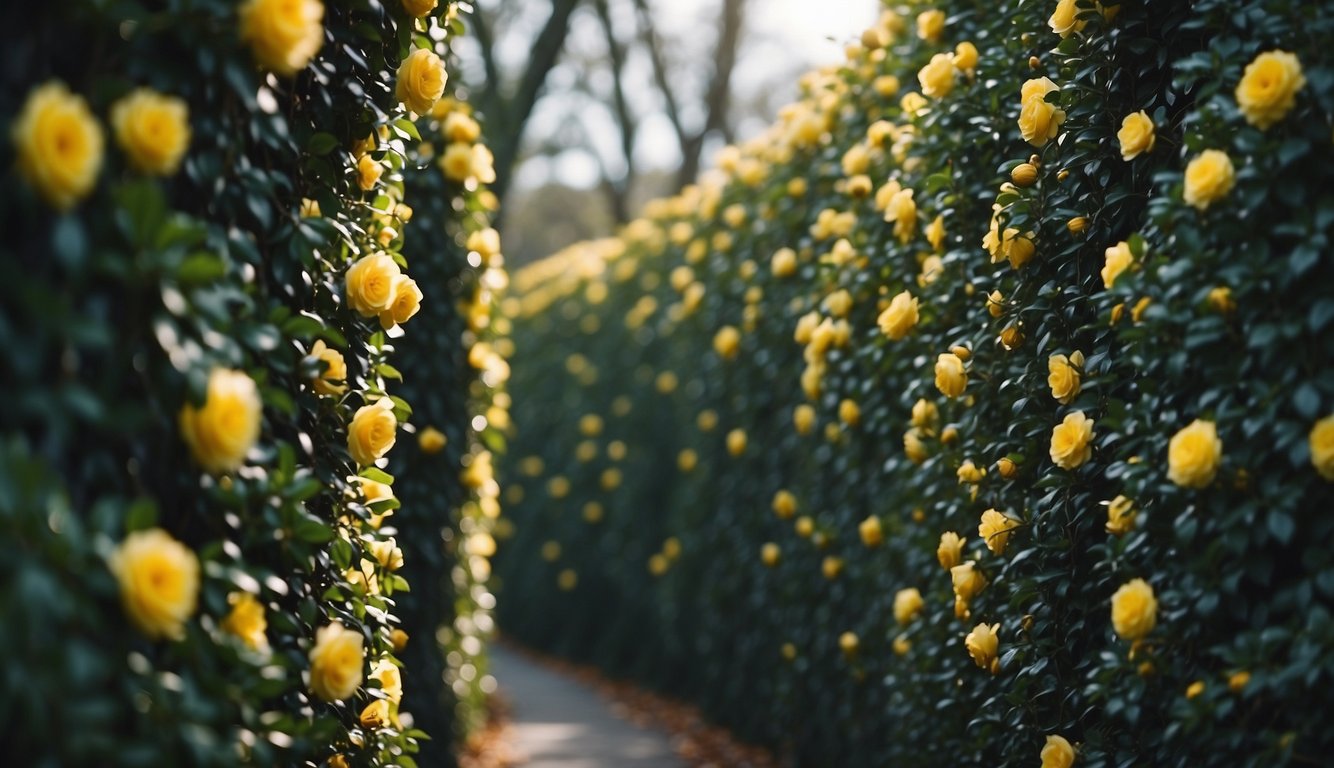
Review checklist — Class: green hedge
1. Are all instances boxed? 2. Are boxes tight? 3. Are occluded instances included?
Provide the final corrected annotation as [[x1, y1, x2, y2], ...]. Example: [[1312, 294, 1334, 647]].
[[496, 0, 1334, 765], [0, 1, 504, 765]]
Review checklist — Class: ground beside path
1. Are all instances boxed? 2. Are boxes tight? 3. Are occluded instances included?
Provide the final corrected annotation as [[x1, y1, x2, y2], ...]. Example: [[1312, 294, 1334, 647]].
[[488, 643, 685, 767]]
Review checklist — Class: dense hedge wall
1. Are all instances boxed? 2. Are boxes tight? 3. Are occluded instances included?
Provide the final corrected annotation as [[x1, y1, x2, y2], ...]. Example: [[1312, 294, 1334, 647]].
[[0, 0, 504, 765], [496, 0, 1334, 765]]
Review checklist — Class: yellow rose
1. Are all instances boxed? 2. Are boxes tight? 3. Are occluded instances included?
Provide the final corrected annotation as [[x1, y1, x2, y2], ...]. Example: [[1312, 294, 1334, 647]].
[[379, 275, 423, 330], [925, 214, 947, 252], [978, 509, 1019, 555], [1050, 410, 1095, 470], [1236, 50, 1305, 129], [965, 622, 1000, 673], [911, 398, 939, 433], [761, 542, 781, 567], [957, 460, 986, 484], [1041, 734, 1076, 768], [1102, 241, 1135, 289], [878, 290, 920, 340], [239, 0, 324, 77], [938, 532, 965, 570], [418, 426, 446, 454], [1106, 494, 1137, 535], [348, 398, 398, 466], [1183, 150, 1235, 211], [345, 252, 402, 317], [987, 290, 1005, 318], [793, 404, 816, 436], [714, 325, 741, 360], [904, 428, 929, 464], [919, 52, 956, 98], [951, 560, 986, 602], [370, 538, 404, 571], [839, 399, 861, 427], [1111, 578, 1157, 641], [221, 591, 268, 651], [857, 516, 883, 548], [371, 658, 403, 704], [110, 88, 190, 176], [1117, 110, 1155, 160], [1019, 77, 1065, 147], [471, 143, 497, 184], [309, 339, 347, 396], [401, 0, 437, 18], [1311, 415, 1334, 480], [179, 368, 263, 474], [1048, 0, 1088, 38], [109, 528, 200, 640], [894, 587, 924, 625], [396, 48, 447, 115], [1167, 418, 1222, 488], [772, 489, 798, 519], [310, 622, 364, 701], [822, 556, 844, 580], [1047, 350, 1084, 404], [357, 152, 383, 191], [771, 247, 798, 278], [360, 699, 391, 729], [12, 82, 103, 210], [839, 631, 859, 655], [953, 42, 978, 74], [916, 9, 945, 42], [934, 352, 967, 398], [900, 91, 928, 117], [439, 141, 474, 181], [727, 428, 747, 457], [1207, 286, 1236, 314], [884, 188, 918, 243]]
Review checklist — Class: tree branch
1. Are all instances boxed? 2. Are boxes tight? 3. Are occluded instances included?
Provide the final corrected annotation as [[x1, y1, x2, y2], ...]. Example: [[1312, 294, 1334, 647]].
[[677, 0, 745, 187], [632, 0, 689, 151]]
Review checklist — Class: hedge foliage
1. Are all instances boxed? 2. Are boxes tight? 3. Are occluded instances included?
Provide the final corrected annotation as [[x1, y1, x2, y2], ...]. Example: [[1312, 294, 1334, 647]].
[[1, 0, 505, 765], [496, 0, 1334, 765]]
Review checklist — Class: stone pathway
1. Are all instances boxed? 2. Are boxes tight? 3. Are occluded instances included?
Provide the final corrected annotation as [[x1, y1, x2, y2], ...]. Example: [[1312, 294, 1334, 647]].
[[488, 644, 685, 767]]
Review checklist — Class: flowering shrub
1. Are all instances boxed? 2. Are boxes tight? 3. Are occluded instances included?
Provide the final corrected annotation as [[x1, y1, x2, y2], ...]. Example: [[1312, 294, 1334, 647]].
[[0, 0, 504, 764], [496, 0, 1334, 765]]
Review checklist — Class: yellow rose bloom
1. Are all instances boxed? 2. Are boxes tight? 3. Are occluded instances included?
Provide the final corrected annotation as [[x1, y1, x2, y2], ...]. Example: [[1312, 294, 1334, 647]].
[[934, 352, 967, 398], [822, 556, 844, 580], [953, 42, 978, 74], [978, 509, 1019, 555], [761, 542, 781, 567], [110, 88, 191, 176], [839, 631, 859, 655], [987, 289, 1005, 318], [938, 532, 965, 570], [859, 515, 884, 548], [772, 489, 798, 520], [345, 252, 402, 317], [951, 560, 986, 602], [1207, 286, 1236, 314], [965, 622, 1000, 673], [371, 658, 403, 704], [1106, 494, 1137, 535], [771, 247, 798, 278], [911, 398, 939, 433], [793, 404, 816, 436], [1048, 0, 1085, 37], [1047, 350, 1084, 404], [1168, 418, 1222, 488], [714, 325, 741, 360], [900, 91, 928, 117], [348, 398, 398, 466], [396, 48, 447, 115], [957, 460, 986, 484], [1236, 50, 1305, 130], [1102, 241, 1135, 289], [884, 188, 918, 243], [1050, 410, 1095, 470], [360, 699, 391, 729], [179, 368, 263, 474], [1019, 77, 1065, 147], [1183, 150, 1235, 211], [1311, 415, 1334, 480], [893, 587, 924, 625], [1117, 110, 1155, 160], [379, 275, 423, 330], [436, 141, 470, 181], [221, 591, 269, 651], [309, 339, 348, 396], [12, 81, 103, 210], [471, 143, 497, 184], [109, 528, 200, 640], [309, 621, 365, 701], [357, 152, 383, 191], [839, 399, 861, 427], [877, 290, 920, 340], [1111, 578, 1157, 641], [418, 426, 446, 454], [904, 428, 929, 464], [370, 538, 404, 571], [401, 0, 437, 18], [918, 52, 956, 98], [239, 0, 324, 77], [916, 9, 945, 42], [1041, 735, 1076, 768]]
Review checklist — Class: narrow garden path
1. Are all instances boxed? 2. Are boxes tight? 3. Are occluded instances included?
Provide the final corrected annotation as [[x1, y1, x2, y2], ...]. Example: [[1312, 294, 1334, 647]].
[[488, 644, 684, 767]]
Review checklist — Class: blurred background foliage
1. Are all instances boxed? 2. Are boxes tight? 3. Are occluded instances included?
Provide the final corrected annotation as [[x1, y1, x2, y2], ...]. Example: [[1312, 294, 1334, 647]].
[[496, 0, 1334, 765], [0, 0, 505, 765]]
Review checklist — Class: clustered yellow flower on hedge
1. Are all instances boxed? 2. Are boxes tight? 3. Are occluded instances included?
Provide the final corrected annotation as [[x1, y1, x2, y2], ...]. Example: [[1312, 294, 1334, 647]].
[[1117, 110, 1156, 160], [1018, 77, 1065, 147], [1105, 495, 1137, 535], [179, 368, 263, 474], [1312, 415, 1334, 481], [396, 47, 448, 115], [345, 252, 423, 329], [348, 398, 398, 467], [239, 0, 324, 77], [965, 622, 1000, 673], [110, 528, 200, 640], [1236, 50, 1305, 130], [1167, 418, 1222, 488], [934, 352, 967, 398], [1047, 351, 1084, 404], [401, 0, 438, 18], [1183, 150, 1235, 211], [12, 82, 104, 209], [111, 88, 191, 176], [1049, 410, 1095, 470], [1040, 735, 1076, 768], [978, 509, 1019, 555], [1111, 578, 1157, 641], [221, 591, 269, 651], [893, 588, 924, 625], [309, 621, 365, 701], [1101, 241, 1135, 289]]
